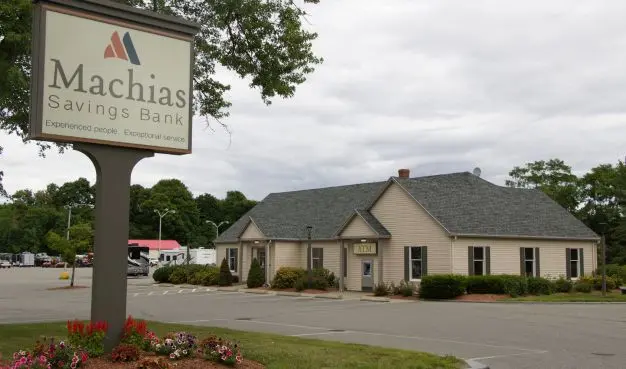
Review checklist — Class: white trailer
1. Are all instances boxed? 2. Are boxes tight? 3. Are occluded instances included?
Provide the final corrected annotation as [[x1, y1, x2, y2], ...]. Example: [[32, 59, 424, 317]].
[[188, 248, 216, 266], [20, 252, 35, 267]]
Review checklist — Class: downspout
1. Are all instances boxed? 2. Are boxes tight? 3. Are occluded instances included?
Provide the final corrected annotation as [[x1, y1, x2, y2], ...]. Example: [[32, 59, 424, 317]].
[[337, 239, 343, 293], [266, 240, 272, 287]]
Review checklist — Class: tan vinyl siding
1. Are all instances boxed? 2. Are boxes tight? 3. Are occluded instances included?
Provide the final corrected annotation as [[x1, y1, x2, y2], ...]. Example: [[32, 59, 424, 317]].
[[300, 241, 341, 277], [240, 221, 264, 239], [370, 182, 452, 284], [341, 216, 377, 238], [274, 242, 302, 271], [452, 238, 597, 278], [216, 243, 240, 275]]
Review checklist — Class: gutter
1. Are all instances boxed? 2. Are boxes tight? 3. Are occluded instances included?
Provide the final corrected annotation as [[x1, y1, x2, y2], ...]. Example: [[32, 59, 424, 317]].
[[451, 233, 600, 242]]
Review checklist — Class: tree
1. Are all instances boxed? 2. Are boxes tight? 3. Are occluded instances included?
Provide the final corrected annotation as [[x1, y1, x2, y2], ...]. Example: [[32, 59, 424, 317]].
[[46, 223, 93, 287], [247, 258, 265, 288], [218, 257, 233, 286], [0, 0, 323, 155], [505, 159, 582, 213]]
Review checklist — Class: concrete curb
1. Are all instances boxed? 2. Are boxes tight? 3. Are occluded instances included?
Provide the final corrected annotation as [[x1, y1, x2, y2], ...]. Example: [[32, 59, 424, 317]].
[[360, 296, 390, 302], [443, 300, 626, 305], [275, 291, 303, 297], [216, 287, 240, 292], [313, 294, 343, 300], [465, 359, 489, 369], [240, 289, 275, 295]]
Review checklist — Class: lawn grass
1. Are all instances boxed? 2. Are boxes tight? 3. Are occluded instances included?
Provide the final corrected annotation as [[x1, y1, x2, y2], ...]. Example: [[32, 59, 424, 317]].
[[505, 290, 626, 302], [0, 321, 464, 369]]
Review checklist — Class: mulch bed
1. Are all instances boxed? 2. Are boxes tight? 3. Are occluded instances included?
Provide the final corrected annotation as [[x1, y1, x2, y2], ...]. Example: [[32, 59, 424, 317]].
[[46, 285, 89, 291], [85, 355, 265, 368], [274, 288, 337, 294], [455, 294, 509, 302]]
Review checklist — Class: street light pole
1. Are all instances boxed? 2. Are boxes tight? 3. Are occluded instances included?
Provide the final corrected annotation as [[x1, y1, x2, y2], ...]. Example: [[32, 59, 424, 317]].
[[155, 209, 176, 258], [306, 225, 312, 290], [600, 222, 607, 297], [206, 220, 229, 242]]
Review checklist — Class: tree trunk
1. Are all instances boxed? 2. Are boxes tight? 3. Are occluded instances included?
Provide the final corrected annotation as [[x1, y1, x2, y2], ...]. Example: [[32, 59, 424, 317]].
[[70, 261, 76, 287]]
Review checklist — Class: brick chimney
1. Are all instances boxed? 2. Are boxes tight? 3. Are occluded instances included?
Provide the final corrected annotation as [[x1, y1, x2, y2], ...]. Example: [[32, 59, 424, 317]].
[[398, 168, 410, 178]]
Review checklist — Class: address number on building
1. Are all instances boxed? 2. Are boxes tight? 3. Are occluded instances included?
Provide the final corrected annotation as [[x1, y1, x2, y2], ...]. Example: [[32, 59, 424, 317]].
[[354, 243, 377, 255]]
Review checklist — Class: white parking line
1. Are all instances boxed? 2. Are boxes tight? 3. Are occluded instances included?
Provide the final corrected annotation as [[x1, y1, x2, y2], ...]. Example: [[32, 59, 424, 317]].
[[163, 291, 168, 295]]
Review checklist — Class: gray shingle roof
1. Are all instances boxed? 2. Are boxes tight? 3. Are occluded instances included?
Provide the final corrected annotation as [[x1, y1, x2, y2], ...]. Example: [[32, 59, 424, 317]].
[[395, 172, 598, 240], [217, 181, 386, 242], [353, 209, 391, 237], [215, 172, 598, 243]]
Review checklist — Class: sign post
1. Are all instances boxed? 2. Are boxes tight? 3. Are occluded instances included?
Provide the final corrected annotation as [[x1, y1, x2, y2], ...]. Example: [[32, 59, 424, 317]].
[[29, 0, 200, 351]]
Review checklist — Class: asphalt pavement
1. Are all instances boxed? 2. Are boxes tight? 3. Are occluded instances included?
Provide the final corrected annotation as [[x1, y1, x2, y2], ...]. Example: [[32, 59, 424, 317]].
[[1, 267, 625, 369]]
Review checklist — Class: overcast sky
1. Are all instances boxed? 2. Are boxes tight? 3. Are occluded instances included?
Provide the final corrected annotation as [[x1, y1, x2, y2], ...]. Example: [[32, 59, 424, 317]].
[[2, 0, 625, 201]]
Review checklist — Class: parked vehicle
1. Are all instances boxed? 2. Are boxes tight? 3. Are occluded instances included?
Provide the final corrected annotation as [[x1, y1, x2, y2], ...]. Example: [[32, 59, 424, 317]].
[[0, 260, 11, 269], [127, 244, 150, 276]]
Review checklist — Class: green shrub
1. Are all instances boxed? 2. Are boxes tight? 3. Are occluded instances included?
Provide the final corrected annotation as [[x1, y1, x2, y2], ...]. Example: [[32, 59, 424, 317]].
[[398, 280, 415, 297], [169, 267, 188, 284], [601, 264, 626, 285], [152, 266, 174, 283], [419, 275, 467, 299], [574, 281, 592, 293], [590, 275, 618, 291], [553, 276, 573, 293], [272, 267, 306, 289], [526, 277, 553, 295], [218, 257, 233, 286], [247, 258, 265, 288], [189, 267, 219, 286], [294, 277, 306, 292], [311, 275, 328, 290], [373, 283, 389, 296], [501, 275, 528, 297], [466, 275, 506, 294]]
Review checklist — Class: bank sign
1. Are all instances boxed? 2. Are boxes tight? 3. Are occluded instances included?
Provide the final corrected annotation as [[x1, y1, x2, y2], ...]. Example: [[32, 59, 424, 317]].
[[30, 3, 194, 154]]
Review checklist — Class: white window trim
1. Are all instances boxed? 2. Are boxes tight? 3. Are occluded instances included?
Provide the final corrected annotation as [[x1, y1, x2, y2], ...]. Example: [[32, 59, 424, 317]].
[[523, 247, 536, 277], [311, 247, 323, 269], [409, 246, 423, 282], [473, 246, 487, 275], [569, 248, 580, 280], [227, 248, 238, 274]]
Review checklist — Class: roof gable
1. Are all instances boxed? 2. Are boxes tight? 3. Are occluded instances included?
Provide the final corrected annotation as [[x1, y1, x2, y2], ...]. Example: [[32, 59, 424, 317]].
[[335, 209, 391, 238], [239, 218, 265, 239]]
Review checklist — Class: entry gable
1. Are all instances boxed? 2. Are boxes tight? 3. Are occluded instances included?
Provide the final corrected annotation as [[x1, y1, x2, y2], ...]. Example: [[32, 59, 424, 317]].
[[334, 209, 390, 238], [239, 217, 265, 239]]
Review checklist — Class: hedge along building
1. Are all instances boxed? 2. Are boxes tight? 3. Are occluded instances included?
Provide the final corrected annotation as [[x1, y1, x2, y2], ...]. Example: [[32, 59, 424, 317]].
[[214, 169, 600, 292]]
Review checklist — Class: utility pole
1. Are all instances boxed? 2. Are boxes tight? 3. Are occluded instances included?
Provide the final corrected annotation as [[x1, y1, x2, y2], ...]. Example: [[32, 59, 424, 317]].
[[206, 220, 229, 244], [306, 225, 312, 290], [64, 204, 73, 241], [155, 209, 175, 258]]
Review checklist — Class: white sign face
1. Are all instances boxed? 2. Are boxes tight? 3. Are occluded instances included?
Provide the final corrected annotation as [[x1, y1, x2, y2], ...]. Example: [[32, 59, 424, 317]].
[[38, 9, 192, 153]]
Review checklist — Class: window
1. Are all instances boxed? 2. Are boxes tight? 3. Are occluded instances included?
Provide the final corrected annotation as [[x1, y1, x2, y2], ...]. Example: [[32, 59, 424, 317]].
[[568, 248, 581, 278], [312, 248, 324, 269], [522, 248, 535, 277], [404, 246, 427, 281], [410, 246, 423, 280], [468, 246, 490, 275], [227, 248, 238, 273], [342, 247, 347, 278]]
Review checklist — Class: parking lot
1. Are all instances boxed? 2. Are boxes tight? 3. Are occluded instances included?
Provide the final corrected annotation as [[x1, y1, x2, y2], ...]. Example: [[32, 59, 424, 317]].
[[1, 268, 625, 369]]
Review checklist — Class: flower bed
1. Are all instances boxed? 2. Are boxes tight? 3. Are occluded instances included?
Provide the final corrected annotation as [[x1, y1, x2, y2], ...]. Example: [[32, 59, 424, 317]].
[[0, 316, 263, 369]]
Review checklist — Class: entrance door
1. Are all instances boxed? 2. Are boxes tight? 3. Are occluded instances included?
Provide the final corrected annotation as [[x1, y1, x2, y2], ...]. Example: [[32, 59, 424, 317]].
[[361, 260, 374, 292]]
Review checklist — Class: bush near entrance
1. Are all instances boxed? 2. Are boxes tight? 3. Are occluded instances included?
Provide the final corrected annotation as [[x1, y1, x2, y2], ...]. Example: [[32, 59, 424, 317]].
[[219, 257, 233, 286], [418, 274, 625, 300], [246, 258, 265, 288]]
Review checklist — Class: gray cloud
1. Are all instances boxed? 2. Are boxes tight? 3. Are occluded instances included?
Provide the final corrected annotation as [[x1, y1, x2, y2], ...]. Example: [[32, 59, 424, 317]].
[[2, 0, 626, 202]]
